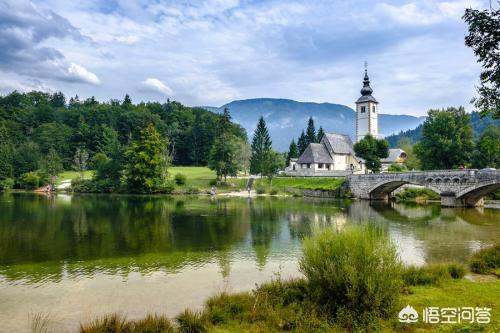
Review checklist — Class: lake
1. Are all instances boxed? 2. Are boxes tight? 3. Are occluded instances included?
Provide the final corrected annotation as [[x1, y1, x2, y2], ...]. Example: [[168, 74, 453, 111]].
[[0, 193, 498, 332]]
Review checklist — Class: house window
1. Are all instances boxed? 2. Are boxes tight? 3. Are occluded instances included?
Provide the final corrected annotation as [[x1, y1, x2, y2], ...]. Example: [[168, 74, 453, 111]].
[[302, 164, 307, 169], [361, 106, 366, 113], [307, 163, 311, 169], [326, 164, 330, 170], [372, 105, 376, 113], [318, 163, 324, 169]]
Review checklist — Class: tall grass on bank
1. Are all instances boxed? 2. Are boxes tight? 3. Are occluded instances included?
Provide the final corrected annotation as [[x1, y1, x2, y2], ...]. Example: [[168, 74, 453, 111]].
[[79, 313, 174, 333], [300, 226, 403, 329], [470, 244, 500, 275], [402, 263, 466, 286]]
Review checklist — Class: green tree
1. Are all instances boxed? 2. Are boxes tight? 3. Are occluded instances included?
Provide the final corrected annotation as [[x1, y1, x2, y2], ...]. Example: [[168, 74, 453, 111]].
[[317, 126, 325, 142], [354, 134, 389, 173], [297, 130, 307, 155], [250, 116, 272, 175], [13, 141, 41, 176], [0, 124, 14, 189], [472, 124, 500, 168], [463, 7, 500, 118], [42, 148, 63, 186], [124, 124, 170, 193], [73, 148, 89, 178], [398, 138, 421, 170], [286, 139, 299, 165], [237, 139, 251, 175], [414, 107, 474, 170], [262, 150, 285, 188], [122, 94, 132, 107], [305, 117, 316, 144], [208, 135, 241, 181]]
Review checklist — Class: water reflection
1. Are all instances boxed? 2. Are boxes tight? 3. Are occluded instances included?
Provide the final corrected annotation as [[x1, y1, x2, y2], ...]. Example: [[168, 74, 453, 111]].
[[0, 193, 499, 285], [0, 193, 499, 332]]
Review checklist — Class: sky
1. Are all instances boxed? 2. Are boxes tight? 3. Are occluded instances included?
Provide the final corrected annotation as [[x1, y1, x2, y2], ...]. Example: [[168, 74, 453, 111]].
[[0, 0, 489, 116]]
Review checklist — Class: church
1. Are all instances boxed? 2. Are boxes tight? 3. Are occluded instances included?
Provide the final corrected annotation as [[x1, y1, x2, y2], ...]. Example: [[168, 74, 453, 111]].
[[285, 67, 406, 176]]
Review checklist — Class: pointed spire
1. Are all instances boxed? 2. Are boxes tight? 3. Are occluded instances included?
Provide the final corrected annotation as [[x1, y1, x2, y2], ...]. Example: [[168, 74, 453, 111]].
[[360, 61, 373, 96]]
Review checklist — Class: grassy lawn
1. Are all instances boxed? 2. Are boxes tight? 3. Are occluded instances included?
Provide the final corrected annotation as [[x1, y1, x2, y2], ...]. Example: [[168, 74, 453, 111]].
[[58, 167, 345, 194], [56, 170, 94, 184], [168, 166, 217, 189]]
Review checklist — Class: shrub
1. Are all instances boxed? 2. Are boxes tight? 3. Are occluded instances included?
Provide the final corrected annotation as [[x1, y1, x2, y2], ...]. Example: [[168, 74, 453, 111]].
[[176, 309, 207, 333], [269, 188, 278, 195], [0, 177, 14, 191], [470, 244, 500, 274], [300, 226, 402, 325], [255, 186, 266, 194], [395, 187, 440, 202], [175, 173, 187, 185], [19, 172, 41, 190], [388, 163, 407, 172], [208, 179, 217, 186], [159, 180, 175, 194], [448, 263, 466, 279], [402, 263, 465, 286], [185, 186, 200, 195]]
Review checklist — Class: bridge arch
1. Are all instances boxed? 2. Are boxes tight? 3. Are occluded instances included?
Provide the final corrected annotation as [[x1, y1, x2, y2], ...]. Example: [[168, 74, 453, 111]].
[[368, 180, 441, 200], [455, 181, 500, 206]]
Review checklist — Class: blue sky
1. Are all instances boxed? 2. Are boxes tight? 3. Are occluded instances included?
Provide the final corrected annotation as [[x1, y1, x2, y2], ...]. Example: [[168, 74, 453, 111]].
[[0, 0, 488, 115]]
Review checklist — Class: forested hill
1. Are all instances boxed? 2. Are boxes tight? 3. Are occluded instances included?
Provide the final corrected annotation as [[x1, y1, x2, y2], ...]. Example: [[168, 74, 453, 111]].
[[205, 98, 425, 150], [386, 111, 499, 147], [0, 91, 247, 174]]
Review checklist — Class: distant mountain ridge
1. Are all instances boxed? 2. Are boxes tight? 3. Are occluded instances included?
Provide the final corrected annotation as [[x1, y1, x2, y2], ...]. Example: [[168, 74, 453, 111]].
[[202, 98, 425, 151]]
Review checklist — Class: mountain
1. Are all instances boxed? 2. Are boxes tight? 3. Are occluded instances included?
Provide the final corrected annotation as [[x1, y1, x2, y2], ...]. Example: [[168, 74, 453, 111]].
[[386, 111, 500, 147], [204, 98, 425, 151]]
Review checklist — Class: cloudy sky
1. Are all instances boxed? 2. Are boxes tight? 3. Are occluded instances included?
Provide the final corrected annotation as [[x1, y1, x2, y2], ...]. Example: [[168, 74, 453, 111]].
[[0, 0, 488, 115]]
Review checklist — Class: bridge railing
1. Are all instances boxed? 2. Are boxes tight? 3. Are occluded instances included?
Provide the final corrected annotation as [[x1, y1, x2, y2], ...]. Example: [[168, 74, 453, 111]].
[[347, 169, 482, 177]]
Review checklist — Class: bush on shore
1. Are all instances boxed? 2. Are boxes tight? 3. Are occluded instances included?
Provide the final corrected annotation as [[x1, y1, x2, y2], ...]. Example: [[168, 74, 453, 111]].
[[402, 263, 465, 286], [395, 187, 440, 203], [470, 244, 500, 275], [300, 226, 403, 328]]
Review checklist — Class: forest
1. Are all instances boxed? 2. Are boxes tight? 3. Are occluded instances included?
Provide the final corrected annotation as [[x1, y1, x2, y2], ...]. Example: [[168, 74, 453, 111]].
[[0, 91, 247, 191]]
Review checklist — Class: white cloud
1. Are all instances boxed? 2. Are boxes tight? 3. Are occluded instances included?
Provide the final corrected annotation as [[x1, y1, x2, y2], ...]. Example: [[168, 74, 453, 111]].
[[141, 78, 173, 96], [68, 63, 101, 85], [377, 0, 483, 26]]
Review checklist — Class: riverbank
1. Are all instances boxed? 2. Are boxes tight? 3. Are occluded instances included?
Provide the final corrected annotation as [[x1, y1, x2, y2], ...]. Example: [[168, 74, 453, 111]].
[[75, 243, 499, 333]]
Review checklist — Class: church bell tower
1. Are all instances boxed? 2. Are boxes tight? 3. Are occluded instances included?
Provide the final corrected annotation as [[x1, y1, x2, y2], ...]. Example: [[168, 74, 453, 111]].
[[355, 63, 378, 142]]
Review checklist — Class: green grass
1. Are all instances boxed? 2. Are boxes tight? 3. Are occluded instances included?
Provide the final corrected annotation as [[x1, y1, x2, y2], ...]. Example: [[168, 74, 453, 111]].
[[168, 167, 216, 190], [56, 167, 345, 195], [56, 170, 94, 184], [226, 177, 345, 194]]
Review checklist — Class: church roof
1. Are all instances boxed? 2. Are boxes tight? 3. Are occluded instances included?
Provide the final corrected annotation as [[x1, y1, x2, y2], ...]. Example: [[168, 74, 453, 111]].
[[355, 68, 378, 104], [322, 133, 355, 155], [381, 148, 407, 163], [297, 143, 333, 164]]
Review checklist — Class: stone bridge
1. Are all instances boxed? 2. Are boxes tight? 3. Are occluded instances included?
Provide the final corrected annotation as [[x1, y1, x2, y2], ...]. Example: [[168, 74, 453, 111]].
[[347, 169, 500, 207]]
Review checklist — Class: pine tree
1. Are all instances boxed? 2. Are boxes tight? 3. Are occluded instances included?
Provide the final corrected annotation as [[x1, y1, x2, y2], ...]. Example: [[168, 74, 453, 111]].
[[317, 126, 325, 142], [123, 94, 132, 107], [305, 117, 316, 144], [287, 139, 299, 164], [297, 130, 307, 155], [250, 116, 272, 175]]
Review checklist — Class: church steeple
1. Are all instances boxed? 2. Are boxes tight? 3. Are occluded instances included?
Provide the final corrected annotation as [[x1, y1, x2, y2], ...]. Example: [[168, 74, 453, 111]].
[[355, 62, 379, 142]]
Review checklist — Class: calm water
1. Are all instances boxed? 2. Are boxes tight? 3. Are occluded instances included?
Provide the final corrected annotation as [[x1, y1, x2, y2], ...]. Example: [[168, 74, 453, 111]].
[[0, 193, 499, 332]]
